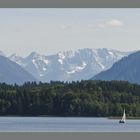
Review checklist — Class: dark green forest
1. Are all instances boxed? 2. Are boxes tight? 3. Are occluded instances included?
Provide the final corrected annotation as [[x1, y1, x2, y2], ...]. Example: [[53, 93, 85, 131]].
[[0, 80, 140, 117]]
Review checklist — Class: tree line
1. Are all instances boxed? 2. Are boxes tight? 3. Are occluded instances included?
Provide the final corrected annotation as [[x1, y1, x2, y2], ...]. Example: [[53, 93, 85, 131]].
[[0, 80, 140, 116]]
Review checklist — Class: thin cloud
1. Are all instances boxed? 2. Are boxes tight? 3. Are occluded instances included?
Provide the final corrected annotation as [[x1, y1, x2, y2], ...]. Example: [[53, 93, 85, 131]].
[[98, 19, 123, 28], [59, 24, 71, 30]]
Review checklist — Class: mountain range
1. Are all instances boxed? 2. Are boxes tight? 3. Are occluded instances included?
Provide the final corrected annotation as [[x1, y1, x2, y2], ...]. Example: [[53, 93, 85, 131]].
[[9, 48, 130, 83]]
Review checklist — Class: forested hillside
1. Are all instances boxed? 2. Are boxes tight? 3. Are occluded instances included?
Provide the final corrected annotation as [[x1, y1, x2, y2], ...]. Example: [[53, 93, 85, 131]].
[[0, 80, 140, 117]]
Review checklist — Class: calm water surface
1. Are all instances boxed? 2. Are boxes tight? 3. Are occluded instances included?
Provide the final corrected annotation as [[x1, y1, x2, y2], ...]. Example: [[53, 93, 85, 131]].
[[0, 117, 139, 132]]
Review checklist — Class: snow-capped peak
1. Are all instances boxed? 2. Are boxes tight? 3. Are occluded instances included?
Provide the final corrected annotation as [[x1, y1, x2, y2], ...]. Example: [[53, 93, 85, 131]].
[[27, 52, 41, 59], [9, 53, 24, 65], [10, 53, 22, 59]]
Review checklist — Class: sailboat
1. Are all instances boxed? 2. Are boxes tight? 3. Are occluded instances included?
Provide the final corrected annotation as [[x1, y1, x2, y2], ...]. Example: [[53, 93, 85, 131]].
[[119, 109, 126, 123]]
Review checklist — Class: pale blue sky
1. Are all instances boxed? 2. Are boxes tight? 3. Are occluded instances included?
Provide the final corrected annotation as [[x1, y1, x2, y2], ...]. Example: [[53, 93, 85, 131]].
[[0, 8, 140, 56]]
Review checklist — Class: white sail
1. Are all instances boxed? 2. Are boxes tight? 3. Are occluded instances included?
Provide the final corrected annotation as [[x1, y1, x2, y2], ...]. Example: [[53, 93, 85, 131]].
[[121, 109, 126, 122]]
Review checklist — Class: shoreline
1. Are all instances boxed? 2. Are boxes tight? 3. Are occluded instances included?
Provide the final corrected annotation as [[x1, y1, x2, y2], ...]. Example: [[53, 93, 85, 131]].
[[0, 115, 140, 119]]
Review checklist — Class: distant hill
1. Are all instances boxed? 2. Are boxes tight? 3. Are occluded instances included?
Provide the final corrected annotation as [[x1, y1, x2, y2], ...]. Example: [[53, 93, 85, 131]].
[[0, 55, 36, 84], [92, 51, 140, 84]]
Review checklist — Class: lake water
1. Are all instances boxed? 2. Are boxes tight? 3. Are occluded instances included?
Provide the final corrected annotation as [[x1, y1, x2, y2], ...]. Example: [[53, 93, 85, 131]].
[[0, 117, 140, 132]]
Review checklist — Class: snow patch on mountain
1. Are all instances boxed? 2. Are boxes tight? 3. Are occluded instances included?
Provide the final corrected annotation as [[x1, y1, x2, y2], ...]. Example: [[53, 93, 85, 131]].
[[66, 61, 87, 74]]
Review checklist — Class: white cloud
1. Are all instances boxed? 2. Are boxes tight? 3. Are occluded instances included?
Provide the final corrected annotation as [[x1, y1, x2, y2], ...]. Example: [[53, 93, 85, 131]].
[[98, 19, 123, 28], [59, 24, 71, 30]]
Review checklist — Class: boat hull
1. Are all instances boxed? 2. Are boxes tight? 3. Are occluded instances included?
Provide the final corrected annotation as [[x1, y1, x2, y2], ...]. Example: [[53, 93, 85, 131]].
[[119, 120, 125, 123]]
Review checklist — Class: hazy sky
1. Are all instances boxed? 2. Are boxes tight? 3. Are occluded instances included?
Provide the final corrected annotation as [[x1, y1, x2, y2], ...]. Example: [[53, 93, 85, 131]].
[[0, 8, 140, 57]]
